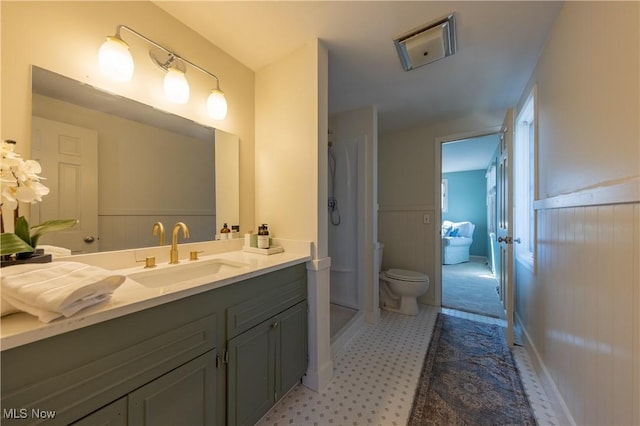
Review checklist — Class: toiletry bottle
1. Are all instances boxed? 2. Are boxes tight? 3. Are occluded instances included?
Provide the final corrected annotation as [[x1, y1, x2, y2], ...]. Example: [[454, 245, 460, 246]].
[[221, 223, 231, 239], [258, 224, 270, 249], [244, 230, 253, 247]]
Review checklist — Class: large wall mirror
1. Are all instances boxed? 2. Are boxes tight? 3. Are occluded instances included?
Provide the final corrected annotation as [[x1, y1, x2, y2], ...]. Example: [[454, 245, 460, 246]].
[[30, 66, 239, 254]]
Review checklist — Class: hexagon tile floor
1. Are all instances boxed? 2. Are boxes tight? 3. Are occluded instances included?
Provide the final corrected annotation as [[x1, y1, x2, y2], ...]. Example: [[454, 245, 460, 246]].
[[256, 306, 561, 426]]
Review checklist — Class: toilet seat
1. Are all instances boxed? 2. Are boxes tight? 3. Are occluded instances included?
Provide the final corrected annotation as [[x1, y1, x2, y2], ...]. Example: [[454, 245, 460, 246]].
[[385, 269, 427, 282]]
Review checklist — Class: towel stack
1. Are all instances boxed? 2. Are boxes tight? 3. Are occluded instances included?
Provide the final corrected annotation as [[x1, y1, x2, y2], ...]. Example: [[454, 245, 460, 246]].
[[1, 261, 125, 323]]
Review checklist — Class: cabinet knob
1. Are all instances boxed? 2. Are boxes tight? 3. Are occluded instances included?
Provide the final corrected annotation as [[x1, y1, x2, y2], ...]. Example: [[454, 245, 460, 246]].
[[271, 321, 279, 329]]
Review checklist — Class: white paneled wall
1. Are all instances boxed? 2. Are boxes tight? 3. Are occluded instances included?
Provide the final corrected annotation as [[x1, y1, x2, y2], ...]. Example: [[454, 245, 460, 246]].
[[518, 201, 639, 425]]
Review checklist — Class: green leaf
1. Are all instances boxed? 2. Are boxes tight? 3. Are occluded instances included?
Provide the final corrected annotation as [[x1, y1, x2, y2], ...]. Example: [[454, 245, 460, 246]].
[[14, 216, 32, 247], [30, 219, 79, 248], [1, 233, 35, 256]]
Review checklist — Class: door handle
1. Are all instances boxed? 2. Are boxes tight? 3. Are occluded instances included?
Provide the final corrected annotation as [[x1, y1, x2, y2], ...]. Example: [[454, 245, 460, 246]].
[[498, 236, 521, 244]]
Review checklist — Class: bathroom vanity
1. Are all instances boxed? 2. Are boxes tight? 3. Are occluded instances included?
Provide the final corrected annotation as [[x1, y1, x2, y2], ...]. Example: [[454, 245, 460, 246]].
[[0, 241, 311, 426]]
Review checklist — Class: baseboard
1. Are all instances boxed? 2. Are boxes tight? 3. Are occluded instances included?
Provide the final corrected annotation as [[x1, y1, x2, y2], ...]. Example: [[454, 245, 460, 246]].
[[469, 255, 488, 264], [515, 313, 576, 426], [302, 358, 334, 391]]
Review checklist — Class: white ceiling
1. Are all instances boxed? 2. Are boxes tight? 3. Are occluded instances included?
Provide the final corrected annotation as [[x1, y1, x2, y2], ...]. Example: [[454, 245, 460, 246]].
[[154, 1, 563, 135]]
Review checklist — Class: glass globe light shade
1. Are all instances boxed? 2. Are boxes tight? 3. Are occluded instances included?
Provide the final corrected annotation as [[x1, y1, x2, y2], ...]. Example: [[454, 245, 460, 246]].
[[207, 89, 228, 120], [164, 67, 190, 104], [98, 36, 134, 82]]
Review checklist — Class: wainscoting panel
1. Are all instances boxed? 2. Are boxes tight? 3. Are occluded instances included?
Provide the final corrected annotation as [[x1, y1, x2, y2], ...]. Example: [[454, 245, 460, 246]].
[[378, 208, 436, 305], [523, 202, 639, 426]]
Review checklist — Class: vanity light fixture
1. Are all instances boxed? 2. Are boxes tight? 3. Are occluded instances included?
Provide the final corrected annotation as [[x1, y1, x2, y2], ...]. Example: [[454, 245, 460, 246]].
[[98, 24, 227, 119]]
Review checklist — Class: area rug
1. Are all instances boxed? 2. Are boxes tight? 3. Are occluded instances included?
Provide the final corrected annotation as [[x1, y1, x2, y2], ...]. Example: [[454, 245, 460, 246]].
[[408, 314, 536, 426], [442, 259, 505, 319]]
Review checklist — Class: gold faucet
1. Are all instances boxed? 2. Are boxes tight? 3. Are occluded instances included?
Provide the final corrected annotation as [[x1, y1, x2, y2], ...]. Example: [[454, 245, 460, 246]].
[[152, 222, 165, 246], [170, 222, 190, 264]]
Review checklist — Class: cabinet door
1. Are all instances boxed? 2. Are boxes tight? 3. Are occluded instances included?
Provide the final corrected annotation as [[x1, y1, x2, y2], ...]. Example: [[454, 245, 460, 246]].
[[71, 397, 127, 426], [128, 351, 217, 426], [227, 319, 276, 426], [277, 301, 308, 399]]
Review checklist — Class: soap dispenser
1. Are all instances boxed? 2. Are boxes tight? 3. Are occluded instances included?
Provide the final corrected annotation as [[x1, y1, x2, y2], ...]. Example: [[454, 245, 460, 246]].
[[221, 223, 231, 239], [257, 224, 270, 249]]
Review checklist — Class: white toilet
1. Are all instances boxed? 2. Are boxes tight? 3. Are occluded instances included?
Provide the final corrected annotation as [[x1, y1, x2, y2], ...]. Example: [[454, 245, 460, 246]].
[[377, 243, 430, 315]]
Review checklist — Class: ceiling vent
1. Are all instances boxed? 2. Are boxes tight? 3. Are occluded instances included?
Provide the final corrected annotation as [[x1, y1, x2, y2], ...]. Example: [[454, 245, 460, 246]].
[[394, 14, 457, 72]]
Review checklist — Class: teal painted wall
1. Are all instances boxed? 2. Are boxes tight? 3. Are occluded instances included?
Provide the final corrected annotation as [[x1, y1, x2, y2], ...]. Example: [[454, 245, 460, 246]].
[[442, 169, 487, 257]]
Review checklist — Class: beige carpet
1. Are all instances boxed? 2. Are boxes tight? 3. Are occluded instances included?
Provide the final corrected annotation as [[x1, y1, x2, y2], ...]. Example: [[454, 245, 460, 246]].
[[442, 259, 505, 319]]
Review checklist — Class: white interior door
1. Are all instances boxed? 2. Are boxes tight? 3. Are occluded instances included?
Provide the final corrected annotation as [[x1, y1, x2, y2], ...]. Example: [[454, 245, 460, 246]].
[[497, 109, 515, 346], [31, 116, 99, 254]]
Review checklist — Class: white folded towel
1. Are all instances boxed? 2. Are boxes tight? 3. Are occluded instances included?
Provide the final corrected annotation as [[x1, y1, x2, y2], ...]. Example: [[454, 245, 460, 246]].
[[1, 261, 125, 322], [37, 244, 72, 258]]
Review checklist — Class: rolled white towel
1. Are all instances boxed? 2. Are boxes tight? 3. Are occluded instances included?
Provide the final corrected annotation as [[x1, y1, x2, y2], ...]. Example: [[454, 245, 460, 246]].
[[1, 261, 125, 322]]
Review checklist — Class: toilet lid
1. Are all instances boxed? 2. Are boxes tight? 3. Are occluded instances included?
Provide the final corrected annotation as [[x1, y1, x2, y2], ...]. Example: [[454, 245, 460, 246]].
[[386, 268, 428, 282]]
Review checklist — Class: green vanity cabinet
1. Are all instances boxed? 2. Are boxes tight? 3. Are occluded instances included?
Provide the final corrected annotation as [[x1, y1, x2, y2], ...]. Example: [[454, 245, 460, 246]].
[[71, 397, 127, 426], [128, 350, 218, 425], [226, 301, 307, 426], [1, 262, 308, 426], [72, 350, 218, 426]]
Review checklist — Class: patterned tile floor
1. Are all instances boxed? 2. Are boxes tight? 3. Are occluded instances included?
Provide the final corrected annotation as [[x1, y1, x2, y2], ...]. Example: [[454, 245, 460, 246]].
[[257, 305, 561, 426]]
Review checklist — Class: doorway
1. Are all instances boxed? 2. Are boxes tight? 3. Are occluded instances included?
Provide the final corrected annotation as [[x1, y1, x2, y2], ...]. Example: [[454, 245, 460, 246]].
[[439, 134, 503, 319]]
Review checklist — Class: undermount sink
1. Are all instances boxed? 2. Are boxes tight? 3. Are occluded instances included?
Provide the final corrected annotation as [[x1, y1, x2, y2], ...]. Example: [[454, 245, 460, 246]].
[[128, 258, 249, 288]]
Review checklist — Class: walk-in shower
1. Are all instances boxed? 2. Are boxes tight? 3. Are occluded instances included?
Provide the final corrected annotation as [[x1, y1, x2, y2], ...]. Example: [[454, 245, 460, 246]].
[[327, 131, 365, 343]]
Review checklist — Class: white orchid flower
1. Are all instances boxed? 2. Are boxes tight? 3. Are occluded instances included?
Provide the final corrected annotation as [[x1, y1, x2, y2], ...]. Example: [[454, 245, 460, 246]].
[[0, 140, 50, 208]]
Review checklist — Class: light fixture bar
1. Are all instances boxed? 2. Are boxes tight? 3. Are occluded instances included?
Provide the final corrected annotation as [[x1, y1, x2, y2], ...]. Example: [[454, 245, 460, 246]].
[[100, 24, 227, 119], [115, 25, 223, 87]]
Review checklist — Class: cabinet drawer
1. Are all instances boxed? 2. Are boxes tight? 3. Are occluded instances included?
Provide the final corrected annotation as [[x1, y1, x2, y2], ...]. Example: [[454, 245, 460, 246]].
[[1, 313, 217, 426], [226, 269, 306, 339]]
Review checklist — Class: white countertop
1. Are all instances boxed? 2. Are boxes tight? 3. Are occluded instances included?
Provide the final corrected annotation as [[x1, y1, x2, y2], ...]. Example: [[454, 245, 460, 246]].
[[0, 239, 312, 351]]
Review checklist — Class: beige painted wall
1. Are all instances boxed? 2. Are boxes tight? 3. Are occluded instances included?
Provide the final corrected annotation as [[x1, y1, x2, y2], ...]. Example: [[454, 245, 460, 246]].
[[514, 2, 639, 425], [378, 110, 504, 305], [526, 2, 639, 198], [254, 40, 328, 256], [0, 1, 255, 231]]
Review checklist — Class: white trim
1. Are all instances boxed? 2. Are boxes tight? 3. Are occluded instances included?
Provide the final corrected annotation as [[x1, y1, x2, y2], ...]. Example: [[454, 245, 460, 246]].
[[306, 256, 331, 271], [378, 204, 437, 212], [516, 252, 534, 273], [99, 209, 215, 216], [533, 176, 640, 210], [441, 178, 449, 213]]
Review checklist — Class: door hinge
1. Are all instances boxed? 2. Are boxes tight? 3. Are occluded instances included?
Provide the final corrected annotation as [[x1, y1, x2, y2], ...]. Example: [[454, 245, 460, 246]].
[[216, 353, 221, 368]]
